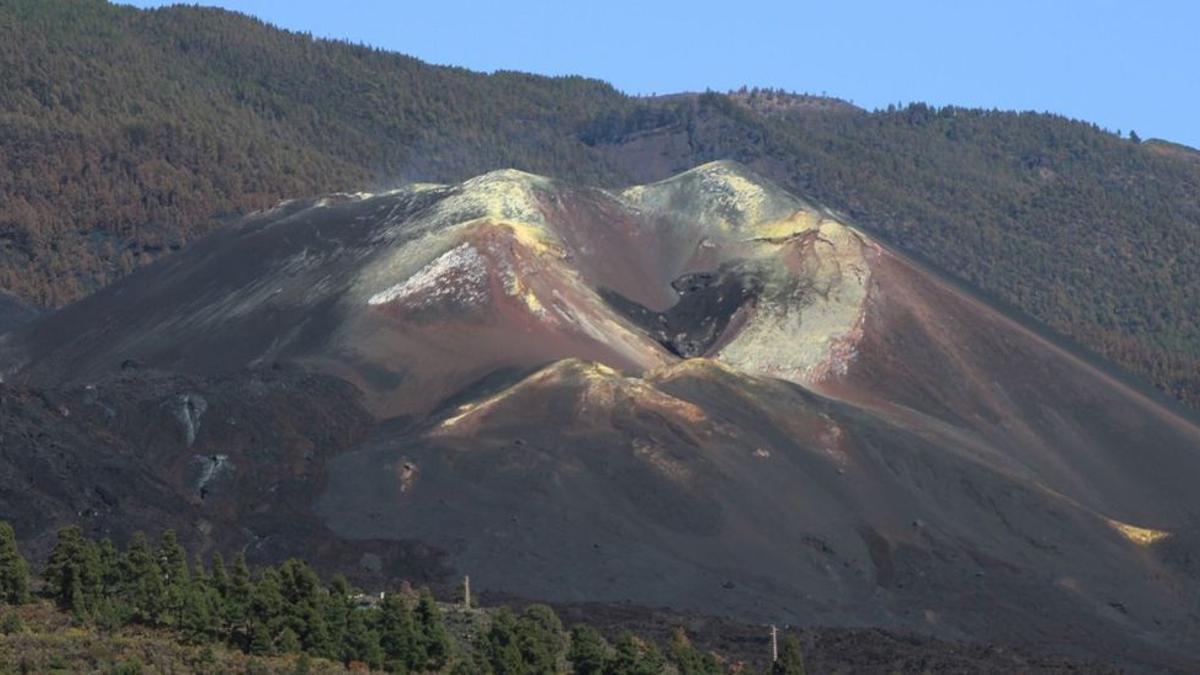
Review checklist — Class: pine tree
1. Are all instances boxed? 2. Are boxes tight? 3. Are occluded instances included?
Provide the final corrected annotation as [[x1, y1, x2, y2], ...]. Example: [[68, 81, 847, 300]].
[[567, 625, 608, 675], [44, 526, 97, 616], [93, 596, 133, 634], [329, 574, 352, 599], [295, 598, 332, 657], [225, 552, 254, 646], [379, 592, 419, 670], [250, 566, 285, 631], [96, 538, 121, 598], [209, 551, 230, 631], [516, 604, 565, 674], [192, 553, 208, 587], [769, 635, 805, 675], [231, 553, 254, 598], [451, 652, 488, 675], [414, 589, 451, 670], [342, 607, 383, 668], [668, 628, 720, 675], [608, 633, 666, 675], [249, 619, 275, 655], [279, 559, 323, 609], [80, 538, 104, 610], [485, 606, 526, 675], [278, 558, 329, 653], [120, 532, 165, 625], [277, 625, 302, 653], [322, 574, 352, 661], [0, 522, 30, 605], [181, 582, 216, 644], [209, 551, 229, 598], [68, 578, 88, 622], [158, 530, 190, 626]]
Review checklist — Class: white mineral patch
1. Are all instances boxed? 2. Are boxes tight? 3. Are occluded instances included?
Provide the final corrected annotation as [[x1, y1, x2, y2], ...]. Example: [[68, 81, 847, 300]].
[[192, 454, 233, 494], [367, 243, 488, 308], [173, 393, 208, 447]]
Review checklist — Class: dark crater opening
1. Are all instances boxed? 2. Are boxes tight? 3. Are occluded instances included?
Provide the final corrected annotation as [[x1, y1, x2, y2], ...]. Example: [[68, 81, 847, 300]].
[[601, 265, 761, 358]]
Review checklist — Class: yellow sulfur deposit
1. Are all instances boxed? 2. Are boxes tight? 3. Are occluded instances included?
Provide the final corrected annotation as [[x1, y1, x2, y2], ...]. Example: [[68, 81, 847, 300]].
[[1106, 518, 1171, 546]]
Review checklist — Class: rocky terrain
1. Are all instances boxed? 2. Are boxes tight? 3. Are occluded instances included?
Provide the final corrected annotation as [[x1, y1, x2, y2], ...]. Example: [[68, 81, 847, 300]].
[[3, 163, 1200, 670]]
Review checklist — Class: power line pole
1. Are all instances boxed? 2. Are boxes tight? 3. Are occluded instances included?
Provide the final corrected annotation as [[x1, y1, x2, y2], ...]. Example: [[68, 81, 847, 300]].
[[771, 624, 778, 663], [463, 574, 471, 610]]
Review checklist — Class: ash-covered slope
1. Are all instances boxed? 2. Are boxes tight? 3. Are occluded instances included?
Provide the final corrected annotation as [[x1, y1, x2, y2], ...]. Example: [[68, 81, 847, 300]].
[[4, 162, 1200, 668]]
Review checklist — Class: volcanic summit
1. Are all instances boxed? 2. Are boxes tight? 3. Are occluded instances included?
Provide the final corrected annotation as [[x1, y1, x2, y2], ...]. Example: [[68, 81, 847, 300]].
[[4, 162, 1200, 668]]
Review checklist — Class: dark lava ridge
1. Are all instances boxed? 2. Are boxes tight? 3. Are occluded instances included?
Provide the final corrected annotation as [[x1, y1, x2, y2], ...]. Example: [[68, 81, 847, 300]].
[[602, 265, 761, 358]]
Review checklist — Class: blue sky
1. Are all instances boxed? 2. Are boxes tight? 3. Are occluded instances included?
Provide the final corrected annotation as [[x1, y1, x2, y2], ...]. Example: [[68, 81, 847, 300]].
[[121, 0, 1199, 147]]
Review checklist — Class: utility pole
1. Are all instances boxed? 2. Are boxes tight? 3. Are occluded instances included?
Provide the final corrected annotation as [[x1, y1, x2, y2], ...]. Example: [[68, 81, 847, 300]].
[[770, 624, 778, 663], [463, 574, 471, 610]]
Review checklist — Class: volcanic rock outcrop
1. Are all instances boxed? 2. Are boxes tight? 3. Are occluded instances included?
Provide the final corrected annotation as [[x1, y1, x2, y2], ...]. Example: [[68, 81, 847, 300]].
[[3, 162, 1200, 669]]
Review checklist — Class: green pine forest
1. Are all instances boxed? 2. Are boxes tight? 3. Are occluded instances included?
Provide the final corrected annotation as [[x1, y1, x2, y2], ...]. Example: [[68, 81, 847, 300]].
[[2, 0, 1200, 411], [0, 521, 798, 674]]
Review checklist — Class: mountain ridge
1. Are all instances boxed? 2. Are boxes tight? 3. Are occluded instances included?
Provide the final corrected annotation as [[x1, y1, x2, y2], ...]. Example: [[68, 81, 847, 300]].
[[3, 0, 1199, 414]]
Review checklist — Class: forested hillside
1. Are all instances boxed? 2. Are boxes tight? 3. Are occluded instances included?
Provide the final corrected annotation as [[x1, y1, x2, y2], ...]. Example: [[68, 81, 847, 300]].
[[2, 0, 1199, 410], [0, 0, 634, 306], [0, 523, 1107, 673]]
